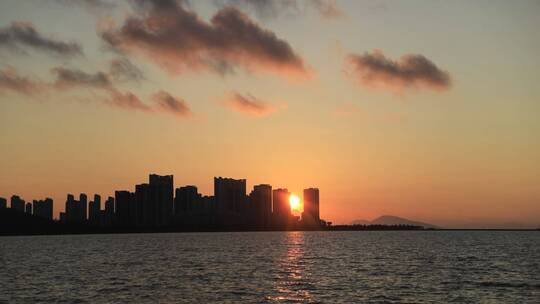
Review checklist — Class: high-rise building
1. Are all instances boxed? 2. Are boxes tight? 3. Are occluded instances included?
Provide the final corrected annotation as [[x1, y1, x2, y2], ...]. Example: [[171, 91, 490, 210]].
[[115, 190, 131, 226], [135, 183, 151, 227], [302, 188, 320, 226], [214, 177, 246, 213], [65, 194, 77, 222], [249, 184, 272, 228], [89, 194, 101, 224], [149, 174, 173, 226], [25, 202, 32, 214], [272, 188, 291, 218], [10, 195, 25, 212], [104, 196, 115, 225], [32, 198, 53, 220], [174, 186, 199, 215], [79, 193, 88, 222], [0, 197, 7, 209]]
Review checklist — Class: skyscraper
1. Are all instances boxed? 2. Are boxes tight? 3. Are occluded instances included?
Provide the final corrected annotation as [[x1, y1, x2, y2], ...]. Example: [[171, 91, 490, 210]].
[[302, 188, 320, 226], [115, 190, 131, 226], [135, 183, 151, 227], [79, 193, 88, 222], [174, 185, 199, 215], [89, 194, 101, 224], [249, 184, 272, 228], [272, 188, 291, 219], [214, 177, 246, 213], [32, 198, 53, 220], [149, 174, 174, 226], [0, 197, 7, 208], [104, 196, 115, 225], [10, 195, 25, 212], [65, 194, 77, 222], [25, 202, 32, 214]]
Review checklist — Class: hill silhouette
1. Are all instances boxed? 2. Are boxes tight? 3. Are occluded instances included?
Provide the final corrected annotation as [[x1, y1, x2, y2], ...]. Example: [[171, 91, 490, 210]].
[[351, 215, 438, 229]]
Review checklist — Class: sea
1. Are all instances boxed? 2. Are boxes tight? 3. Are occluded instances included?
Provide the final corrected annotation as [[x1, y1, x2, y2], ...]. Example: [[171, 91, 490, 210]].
[[1, 231, 539, 303]]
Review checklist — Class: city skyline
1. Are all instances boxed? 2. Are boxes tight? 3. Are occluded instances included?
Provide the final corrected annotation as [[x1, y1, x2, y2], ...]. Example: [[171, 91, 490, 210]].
[[0, 174, 325, 230], [1, 0, 539, 229]]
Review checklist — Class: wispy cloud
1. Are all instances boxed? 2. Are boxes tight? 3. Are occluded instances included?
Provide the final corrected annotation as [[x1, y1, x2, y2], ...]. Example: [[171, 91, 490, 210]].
[[100, 0, 309, 78], [214, 0, 342, 20], [109, 58, 145, 82], [0, 22, 82, 57], [49, 66, 191, 117], [345, 50, 451, 92], [224, 92, 277, 117], [152, 90, 192, 117], [52, 67, 112, 90], [0, 66, 42, 96]]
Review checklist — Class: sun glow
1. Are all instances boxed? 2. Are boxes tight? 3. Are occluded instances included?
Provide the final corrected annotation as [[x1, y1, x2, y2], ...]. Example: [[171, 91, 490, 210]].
[[289, 194, 301, 211]]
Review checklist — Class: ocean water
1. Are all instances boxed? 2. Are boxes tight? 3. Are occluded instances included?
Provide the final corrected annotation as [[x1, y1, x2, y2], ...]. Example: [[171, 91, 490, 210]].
[[0, 231, 539, 303]]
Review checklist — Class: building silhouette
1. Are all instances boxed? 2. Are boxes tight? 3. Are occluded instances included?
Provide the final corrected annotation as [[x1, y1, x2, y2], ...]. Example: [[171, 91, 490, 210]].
[[25, 202, 32, 214], [272, 188, 291, 225], [3, 174, 325, 232], [214, 177, 247, 226], [33, 198, 53, 220], [302, 188, 320, 226], [249, 184, 272, 228], [11, 195, 25, 213], [89, 194, 101, 225], [0, 197, 6, 209], [149, 174, 174, 226]]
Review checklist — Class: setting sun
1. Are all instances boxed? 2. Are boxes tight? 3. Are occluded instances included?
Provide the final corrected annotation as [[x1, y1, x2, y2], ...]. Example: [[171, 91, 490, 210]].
[[289, 194, 301, 211]]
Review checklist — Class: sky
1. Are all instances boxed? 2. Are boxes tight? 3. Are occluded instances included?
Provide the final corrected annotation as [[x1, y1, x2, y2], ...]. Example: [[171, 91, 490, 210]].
[[0, 0, 539, 228]]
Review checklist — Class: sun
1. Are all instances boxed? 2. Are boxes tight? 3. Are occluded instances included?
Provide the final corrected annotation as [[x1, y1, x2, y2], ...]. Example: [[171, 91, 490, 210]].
[[289, 194, 300, 211]]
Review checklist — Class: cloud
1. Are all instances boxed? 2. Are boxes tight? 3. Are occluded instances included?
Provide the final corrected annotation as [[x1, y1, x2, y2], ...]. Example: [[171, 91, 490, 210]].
[[345, 50, 451, 92], [0, 22, 82, 57], [49, 66, 191, 117], [0, 66, 42, 95], [224, 92, 276, 117], [152, 90, 192, 117], [54, 0, 114, 9], [106, 89, 151, 111], [51, 67, 112, 90], [109, 58, 145, 82], [101, 0, 308, 78], [214, 0, 342, 19]]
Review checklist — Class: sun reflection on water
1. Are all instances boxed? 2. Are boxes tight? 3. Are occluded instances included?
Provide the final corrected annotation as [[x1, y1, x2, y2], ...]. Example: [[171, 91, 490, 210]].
[[269, 231, 314, 303]]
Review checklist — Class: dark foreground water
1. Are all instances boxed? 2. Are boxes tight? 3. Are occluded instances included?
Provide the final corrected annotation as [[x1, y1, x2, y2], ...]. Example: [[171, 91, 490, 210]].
[[1, 231, 539, 303]]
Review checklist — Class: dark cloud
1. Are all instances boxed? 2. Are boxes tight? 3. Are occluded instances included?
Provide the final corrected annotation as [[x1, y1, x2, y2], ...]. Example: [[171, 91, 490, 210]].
[[0, 22, 82, 57], [49, 66, 191, 117], [224, 92, 276, 116], [152, 90, 192, 117], [106, 89, 152, 111], [214, 0, 342, 19], [51, 67, 112, 89], [101, 0, 308, 78], [346, 50, 451, 91], [0, 66, 41, 95], [55, 0, 114, 8], [109, 58, 145, 82]]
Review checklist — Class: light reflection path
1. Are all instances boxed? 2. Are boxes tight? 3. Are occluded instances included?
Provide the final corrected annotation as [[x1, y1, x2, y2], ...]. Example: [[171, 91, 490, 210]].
[[269, 231, 315, 303]]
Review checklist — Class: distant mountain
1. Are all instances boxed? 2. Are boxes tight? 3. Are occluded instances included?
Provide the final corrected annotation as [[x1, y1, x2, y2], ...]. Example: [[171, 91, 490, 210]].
[[351, 215, 439, 229]]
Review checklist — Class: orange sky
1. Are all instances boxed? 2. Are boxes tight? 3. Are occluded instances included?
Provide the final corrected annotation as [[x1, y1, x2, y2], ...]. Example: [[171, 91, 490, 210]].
[[0, 0, 539, 228]]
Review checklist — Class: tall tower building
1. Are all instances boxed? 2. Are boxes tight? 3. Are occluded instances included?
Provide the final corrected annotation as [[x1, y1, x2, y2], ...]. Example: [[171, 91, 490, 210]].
[[175, 186, 200, 215], [149, 174, 174, 226], [250, 184, 272, 228], [0, 197, 7, 209], [302, 188, 320, 226], [10, 195, 25, 213], [115, 190, 132, 226], [89, 194, 101, 224], [214, 177, 246, 213], [79, 193, 88, 222], [272, 188, 291, 224]]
